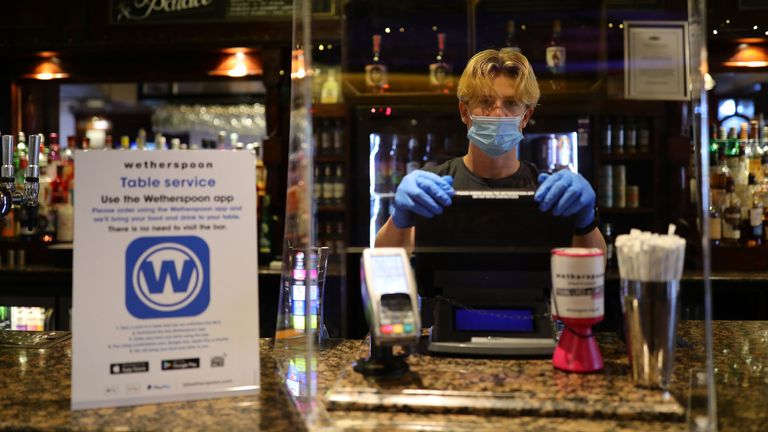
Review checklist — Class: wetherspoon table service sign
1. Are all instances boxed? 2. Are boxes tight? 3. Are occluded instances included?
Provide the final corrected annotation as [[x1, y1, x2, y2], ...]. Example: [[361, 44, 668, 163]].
[[72, 150, 260, 409]]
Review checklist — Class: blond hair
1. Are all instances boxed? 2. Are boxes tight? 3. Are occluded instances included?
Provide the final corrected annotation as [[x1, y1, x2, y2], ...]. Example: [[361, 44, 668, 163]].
[[457, 49, 540, 108]]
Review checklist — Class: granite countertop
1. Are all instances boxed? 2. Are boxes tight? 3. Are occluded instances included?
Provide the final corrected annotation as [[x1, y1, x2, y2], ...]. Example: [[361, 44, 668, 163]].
[[1, 321, 766, 431]]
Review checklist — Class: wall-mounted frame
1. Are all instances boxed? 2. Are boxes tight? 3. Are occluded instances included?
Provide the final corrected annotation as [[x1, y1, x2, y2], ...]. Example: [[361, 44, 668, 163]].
[[624, 21, 690, 101], [110, 0, 336, 24]]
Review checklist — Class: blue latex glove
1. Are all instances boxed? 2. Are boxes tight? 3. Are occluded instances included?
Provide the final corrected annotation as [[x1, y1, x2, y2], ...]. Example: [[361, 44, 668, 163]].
[[535, 170, 596, 230], [391, 170, 455, 229]]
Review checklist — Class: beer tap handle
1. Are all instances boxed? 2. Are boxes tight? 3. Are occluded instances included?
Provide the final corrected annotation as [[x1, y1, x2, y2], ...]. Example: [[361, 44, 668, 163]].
[[0, 135, 14, 217], [1, 135, 14, 184], [23, 134, 41, 231]]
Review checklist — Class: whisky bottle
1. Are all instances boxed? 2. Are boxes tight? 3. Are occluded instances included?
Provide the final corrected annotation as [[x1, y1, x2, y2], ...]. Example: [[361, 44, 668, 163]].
[[320, 69, 341, 104], [422, 133, 438, 170], [721, 177, 741, 245], [745, 120, 763, 182], [332, 164, 345, 205], [389, 136, 406, 189], [406, 134, 421, 174], [709, 202, 722, 246], [365, 34, 388, 93], [503, 20, 521, 54], [747, 181, 763, 246], [761, 126, 768, 179], [546, 19, 566, 90], [322, 164, 334, 206], [429, 33, 453, 94], [725, 127, 740, 179]]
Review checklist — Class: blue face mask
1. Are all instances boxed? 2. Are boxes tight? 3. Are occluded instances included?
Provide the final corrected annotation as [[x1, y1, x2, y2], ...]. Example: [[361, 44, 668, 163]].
[[467, 114, 524, 158]]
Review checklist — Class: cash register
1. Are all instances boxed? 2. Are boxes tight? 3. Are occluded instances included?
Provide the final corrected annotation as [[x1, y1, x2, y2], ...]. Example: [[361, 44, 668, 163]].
[[414, 190, 574, 356]]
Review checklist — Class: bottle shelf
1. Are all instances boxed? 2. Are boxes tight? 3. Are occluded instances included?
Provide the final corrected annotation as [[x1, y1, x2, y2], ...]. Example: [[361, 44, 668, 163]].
[[315, 154, 345, 163], [317, 205, 346, 213], [312, 103, 347, 118], [599, 206, 654, 215]]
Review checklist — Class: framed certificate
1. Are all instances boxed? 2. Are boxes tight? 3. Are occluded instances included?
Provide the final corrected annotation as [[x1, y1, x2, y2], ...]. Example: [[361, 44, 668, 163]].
[[624, 21, 690, 101]]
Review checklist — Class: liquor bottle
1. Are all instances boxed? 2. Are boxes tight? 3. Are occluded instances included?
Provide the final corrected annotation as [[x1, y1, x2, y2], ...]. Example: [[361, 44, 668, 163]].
[[0, 208, 14, 239], [710, 145, 728, 213], [320, 68, 341, 104], [332, 120, 343, 156], [406, 134, 421, 174], [625, 118, 637, 155], [0, 306, 9, 330], [603, 223, 615, 267], [332, 164, 345, 205], [136, 128, 147, 151], [745, 120, 763, 182], [721, 177, 741, 245], [389, 135, 406, 190], [56, 191, 74, 243], [120, 135, 131, 150], [48, 133, 61, 168], [546, 19, 566, 88], [709, 201, 722, 246], [429, 33, 453, 94], [50, 165, 67, 205], [761, 125, 768, 180], [740, 174, 756, 244], [258, 194, 273, 264], [602, 118, 612, 155], [503, 20, 522, 53], [365, 34, 388, 93], [638, 118, 650, 154], [335, 220, 345, 260], [725, 127, 741, 179], [612, 117, 624, 155], [371, 133, 390, 194], [319, 120, 332, 156], [708, 124, 720, 176], [37, 133, 48, 178], [322, 164, 334, 206], [313, 165, 322, 202], [422, 133, 438, 170], [747, 182, 764, 246], [217, 131, 227, 149]]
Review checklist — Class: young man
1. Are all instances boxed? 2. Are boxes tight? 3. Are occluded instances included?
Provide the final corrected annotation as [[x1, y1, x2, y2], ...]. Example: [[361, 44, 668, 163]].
[[375, 49, 606, 255]]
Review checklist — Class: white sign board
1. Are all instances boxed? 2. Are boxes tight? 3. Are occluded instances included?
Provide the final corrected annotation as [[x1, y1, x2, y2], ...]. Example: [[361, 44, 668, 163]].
[[624, 21, 690, 101], [72, 150, 259, 410]]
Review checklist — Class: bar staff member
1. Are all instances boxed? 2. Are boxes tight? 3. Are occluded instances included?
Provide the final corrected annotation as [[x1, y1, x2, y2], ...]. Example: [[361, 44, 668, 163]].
[[375, 49, 606, 254]]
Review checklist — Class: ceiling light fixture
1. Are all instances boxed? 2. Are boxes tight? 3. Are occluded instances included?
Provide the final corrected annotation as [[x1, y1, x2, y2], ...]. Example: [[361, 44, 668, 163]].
[[209, 48, 263, 78], [723, 43, 768, 68]]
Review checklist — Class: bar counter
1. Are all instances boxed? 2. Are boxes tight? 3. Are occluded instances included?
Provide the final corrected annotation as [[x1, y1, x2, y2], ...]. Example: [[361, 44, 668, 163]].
[[1, 321, 766, 431]]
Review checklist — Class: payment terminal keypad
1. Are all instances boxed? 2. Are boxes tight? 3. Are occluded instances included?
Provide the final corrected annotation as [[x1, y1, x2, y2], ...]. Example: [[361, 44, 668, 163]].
[[379, 294, 417, 335]]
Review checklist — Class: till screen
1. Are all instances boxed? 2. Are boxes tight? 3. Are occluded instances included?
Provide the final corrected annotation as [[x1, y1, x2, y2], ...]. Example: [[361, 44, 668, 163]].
[[370, 255, 409, 295], [454, 308, 534, 332]]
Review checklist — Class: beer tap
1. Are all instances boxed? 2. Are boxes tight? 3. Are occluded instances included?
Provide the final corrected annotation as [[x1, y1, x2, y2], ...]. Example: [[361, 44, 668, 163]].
[[22, 134, 41, 230], [0, 135, 20, 218], [0, 133, 42, 230]]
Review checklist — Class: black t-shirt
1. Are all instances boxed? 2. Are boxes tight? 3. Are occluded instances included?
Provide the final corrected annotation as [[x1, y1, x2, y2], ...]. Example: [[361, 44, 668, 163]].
[[423, 157, 540, 190]]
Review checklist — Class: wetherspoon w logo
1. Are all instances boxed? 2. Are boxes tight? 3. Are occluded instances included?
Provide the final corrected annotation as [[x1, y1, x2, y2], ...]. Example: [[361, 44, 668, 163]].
[[125, 236, 210, 318]]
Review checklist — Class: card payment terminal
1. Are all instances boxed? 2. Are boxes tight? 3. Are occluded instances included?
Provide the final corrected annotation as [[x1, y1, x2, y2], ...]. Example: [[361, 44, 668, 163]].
[[354, 248, 421, 377]]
